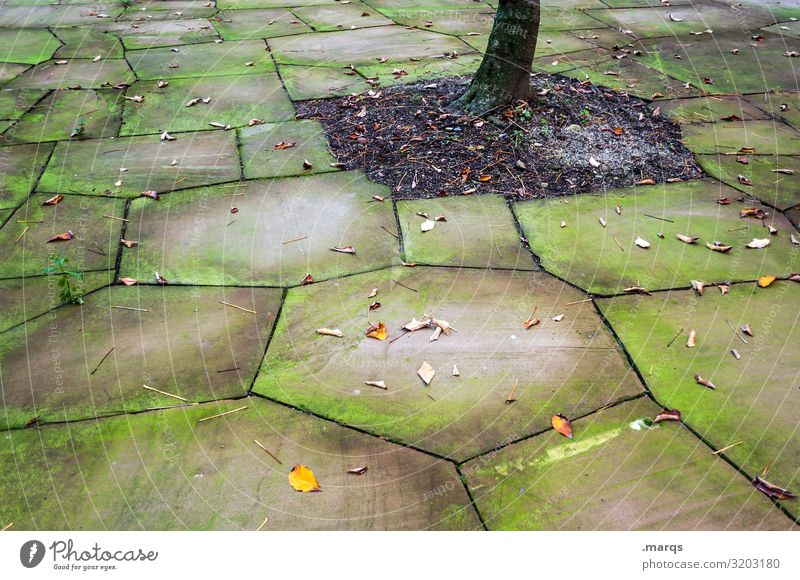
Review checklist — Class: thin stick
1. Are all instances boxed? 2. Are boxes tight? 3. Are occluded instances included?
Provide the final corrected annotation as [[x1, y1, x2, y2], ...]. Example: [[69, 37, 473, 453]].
[[506, 379, 518, 403], [564, 298, 593, 306], [0, 522, 13, 532], [712, 440, 743, 455], [613, 236, 625, 252], [16, 219, 42, 224], [197, 405, 248, 423], [425, 392, 437, 402], [254, 439, 282, 465], [725, 319, 748, 344], [256, 515, 269, 531], [762, 457, 774, 478], [381, 225, 399, 239], [666, 327, 684, 348], [392, 279, 417, 293], [494, 242, 503, 258], [388, 329, 411, 344], [219, 301, 256, 314], [282, 235, 307, 245], [15, 226, 29, 244], [103, 214, 130, 222], [111, 305, 148, 312], [143, 384, 188, 402], [216, 367, 240, 373], [643, 213, 674, 223], [90, 347, 115, 375]]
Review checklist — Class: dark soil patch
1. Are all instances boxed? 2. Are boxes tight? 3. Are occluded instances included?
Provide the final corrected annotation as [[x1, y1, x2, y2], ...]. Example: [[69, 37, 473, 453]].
[[296, 75, 703, 200]]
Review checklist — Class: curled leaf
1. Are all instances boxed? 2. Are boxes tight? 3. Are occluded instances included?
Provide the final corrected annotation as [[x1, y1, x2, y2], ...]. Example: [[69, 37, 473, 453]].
[[686, 329, 696, 348], [691, 280, 705, 295], [694, 374, 716, 390], [288, 464, 321, 492], [300, 273, 314, 285], [420, 219, 435, 232], [364, 380, 386, 390], [331, 245, 356, 254], [676, 234, 699, 244], [757, 275, 776, 288], [365, 321, 387, 340], [752, 475, 795, 500], [368, 287, 378, 298], [452, 364, 459, 376], [653, 409, 681, 424], [42, 194, 63, 206], [46, 230, 74, 243], [623, 286, 651, 295], [740, 323, 753, 337], [635, 236, 651, 249], [552, 414, 573, 439], [155, 272, 168, 285], [120, 239, 138, 248], [746, 238, 770, 249], [317, 328, 343, 338], [119, 277, 138, 286], [347, 466, 368, 476], [706, 242, 732, 253]]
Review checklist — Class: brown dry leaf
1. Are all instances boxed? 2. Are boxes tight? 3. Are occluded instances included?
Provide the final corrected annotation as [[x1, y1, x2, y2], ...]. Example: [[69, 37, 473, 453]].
[[686, 329, 697, 348], [653, 409, 681, 424], [746, 238, 770, 249], [740, 323, 753, 337], [403, 317, 430, 332], [331, 245, 356, 254], [694, 374, 716, 390], [302, 159, 313, 170], [119, 277, 138, 286], [757, 275, 776, 288], [364, 380, 387, 390], [42, 194, 63, 206], [347, 466, 368, 476], [772, 168, 795, 175], [435, 214, 447, 222], [46, 230, 74, 243], [739, 147, 755, 154], [368, 301, 380, 312], [365, 321, 387, 340], [154, 272, 168, 285], [635, 178, 656, 185], [752, 475, 795, 500], [719, 284, 730, 294], [623, 286, 651, 295], [523, 315, 540, 329], [691, 280, 705, 295], [612, 127, 623, 136], [429, 326, 443, 342], [288, 464, 321, 492], [676, 234, 699, 244], [141, 190, 159, 200], [368, 287, 378, 298], [551, 414, 573, 439], [706, 242, 732, 253], [120, 239, 138, 248], [417, 361, 435, 385], [615, 204, 622, 215], [300, 273, 314, 285], [273, 141, 296, 150], [317, 328, 343, 338], [737, 174, 753, 185], [740, 207, 767, 219]]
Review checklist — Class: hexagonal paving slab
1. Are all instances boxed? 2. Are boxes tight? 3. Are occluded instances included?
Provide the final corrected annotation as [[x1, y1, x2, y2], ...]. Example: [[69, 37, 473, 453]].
[[0, 271, 113, 334], [253, 267, 644, 461], [4, 59, 135, 90], [239, 119, 337, 179], [0, 399, 481, 530], [515, 178, 798, 295], [120, 171, 399, 286], [0, 192, 124, 279], [0, 28, 61, 65], [127, 40, 275, 80], [121, 74, 295, 136], [114, 18, 220, 49], [463, 398, 794, 530], [212, 9, 313, 40], [0, 286, 282, 430], [6, 89, 123, 143], [37, 131, 241, 198], [696, 154, 800, 210], [682, 120, 800, 156], [598, 282, 800, 517], [0, 142, 54, 210], [278, 64, 373, 100], [293, 1, 395, 32], [398, 195, 534, 270], [52, 26, 124, 59], [269, 26, 475, 67]]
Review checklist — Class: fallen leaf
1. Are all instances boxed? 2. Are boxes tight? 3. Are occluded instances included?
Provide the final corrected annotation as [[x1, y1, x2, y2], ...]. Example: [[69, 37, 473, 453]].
[[368, 288, 378, 298], [560, 221, 566, 228], [740, 207, 767, 219], [154, 272, 168, 285], [752, 475, 795, 500], [791, 233, 800, 245], [691, 279, 706, 295], [757, 275, 776, 288], [120, 239, 138, 248], [46, 230, 74, 243], [347, 466, 368, 476], [331, 245, 356, 254], [119, 277, 138, 286], [654, 409, 681, 423], [686, 329, 697, 348], [523, 315, 540, 329], [141, 190, 159, 200], [452, 364, 459, 376], [676, 234, 699, 244], [552, 414, 573, 438], [208, 122, 230, 130], [668, 12, 683, 21], [302, 159, 313, 170], [160, 131, 176, 141], [429, 326, 442, 342], [719, 284, 730, 294], [598, 217, 606, 227], [615, 204, 622, 215], [635, 236, 651, 249], [772, 168, 795, 175], [737, 174, 753, 186], [552, 314, 564, 322], [694, 374, 716, 390], [740, 323, 753, 337], [317, 328, 343, 338], [42, 194, 63, 206], [300, 273, 314, 285], [274, 141, 296, 150], [403, 317, 430, 332], [364, 380, 387, 390], [746, 238, 770, 249], [635, 178, 656, 185], [365, 322, 387, 341], [417, 361, 435, 385], [288, 464, 321, 492], [435, 214, 447, 222], [623, 286, 651, 295], [368, 301, 380, 312], [706, 242, 732, 253], [420, 219, 435, 232]]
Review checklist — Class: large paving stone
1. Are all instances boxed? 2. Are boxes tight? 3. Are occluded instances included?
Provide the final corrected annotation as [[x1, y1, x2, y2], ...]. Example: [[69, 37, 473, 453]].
[[52, 26, 124, 59], [714, 0, 800, 24], [0, 28, 61, 65], [538, 7, 611, 31], [636, 32, 800, 95], [37, 131, 241, 198], [269, 26, 475, 67], [0, 271, 113, 334], [0, 63, 30, 85], [0, 193, 124, 279], [0, 5, 123, 28], [0, 142, 54, 210], [278, 64, 373, 100], [120, 171, 399, 286], [115, 18, 220, 49], [218, 0, 339, 7], [696, 154, 800, 210], [652, 96, 769, 124], [120, 0, 218, 20], [293, 1, 395, 32], [7, 89, 123, 144], [0, 286, 282, 430], [121, 74, 294, 136], [515, 178, 799, 295], [253, 267, 644, 461], [744, 91, 800, 131], [0, 399, 481, 530], [4, 59, 135, 90], [239, 119, 337, 179], [398, 195, 534, 269], [388, 8, 495, 36], [357, 54, 483, 88], [212, 9, 313, 40], [598, 282, 800, 517], [530, 47, 613, 75], [682, 120, 800, 156], [463, 398, 795, 530], [127, 40, 275, 80], [763, 20, 800, 40]]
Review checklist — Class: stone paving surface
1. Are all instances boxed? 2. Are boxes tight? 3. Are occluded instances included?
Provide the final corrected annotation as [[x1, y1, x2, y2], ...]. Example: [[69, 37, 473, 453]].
[[0, 0, 799, 531]]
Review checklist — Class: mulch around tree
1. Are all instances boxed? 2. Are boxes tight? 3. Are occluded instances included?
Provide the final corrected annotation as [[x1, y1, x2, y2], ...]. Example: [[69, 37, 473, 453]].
[[296, 74, 703, 201]]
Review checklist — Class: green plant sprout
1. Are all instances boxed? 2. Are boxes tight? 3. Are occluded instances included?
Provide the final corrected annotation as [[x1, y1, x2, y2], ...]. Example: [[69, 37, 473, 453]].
[[43, 254, 85, 305]]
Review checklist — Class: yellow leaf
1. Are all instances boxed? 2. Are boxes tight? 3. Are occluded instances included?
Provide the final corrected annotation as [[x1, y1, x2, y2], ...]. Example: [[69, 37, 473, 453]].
[[757, 275, 776, 288], [551, 414, 573, 439], [366, 322, 387, 340], [288, 464, 321, 492]]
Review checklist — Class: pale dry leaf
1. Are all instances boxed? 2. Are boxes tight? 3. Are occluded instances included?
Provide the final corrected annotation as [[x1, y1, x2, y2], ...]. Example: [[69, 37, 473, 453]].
[[317, 328, 343, 338], [417, 361, 435, 385]]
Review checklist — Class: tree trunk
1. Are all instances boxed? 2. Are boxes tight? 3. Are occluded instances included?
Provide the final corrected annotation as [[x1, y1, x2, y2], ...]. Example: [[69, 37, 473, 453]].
[[456, 0, 541, 115]]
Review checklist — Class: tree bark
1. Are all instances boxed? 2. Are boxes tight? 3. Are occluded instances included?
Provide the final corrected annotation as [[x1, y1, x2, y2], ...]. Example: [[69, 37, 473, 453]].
[[456, 0, 541, 115]]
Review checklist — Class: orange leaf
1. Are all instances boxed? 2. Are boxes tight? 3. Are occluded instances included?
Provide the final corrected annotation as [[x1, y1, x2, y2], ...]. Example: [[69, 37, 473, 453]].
[[365, 321, 387, 340], [758, 275, 776, 288], [552, 414, 573, 438], [288, 464, 321, 492]]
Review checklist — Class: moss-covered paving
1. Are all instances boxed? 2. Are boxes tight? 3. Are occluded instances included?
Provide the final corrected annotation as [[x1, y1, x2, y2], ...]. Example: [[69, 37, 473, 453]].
[[0, 28, 61, 66], [0, 142, 54, 210], [253, 267, 644, 461], [515, 178, 799, 295], [4, 59, 135, 90], [0, 285, 282, 430], [0, 398, 480, 530], [211, 9, 313, 40], [597, 282, 800, 519]]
